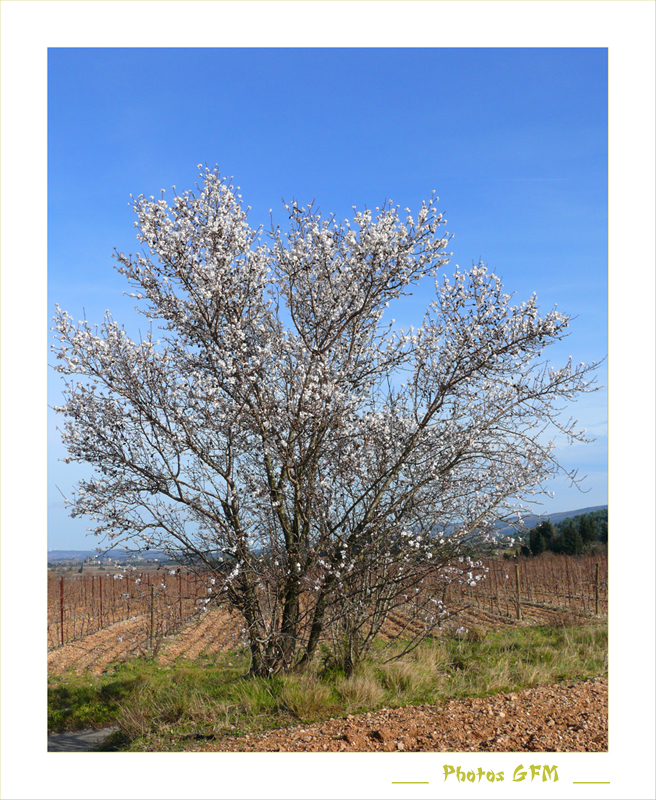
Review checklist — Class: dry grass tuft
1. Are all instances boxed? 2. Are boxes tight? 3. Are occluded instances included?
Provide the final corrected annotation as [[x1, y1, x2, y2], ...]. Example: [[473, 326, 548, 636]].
[[378, 661, 426, 698], [277, 674, 334, 718], [336, 674, 386, 712]]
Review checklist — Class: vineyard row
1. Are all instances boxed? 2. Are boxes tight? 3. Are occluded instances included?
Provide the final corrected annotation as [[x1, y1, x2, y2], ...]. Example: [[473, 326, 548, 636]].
[[47, 554, 608, 651]]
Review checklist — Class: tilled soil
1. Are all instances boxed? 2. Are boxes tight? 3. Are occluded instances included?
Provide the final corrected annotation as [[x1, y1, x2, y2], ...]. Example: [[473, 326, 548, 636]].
[[48, 601, 589, 676], [189, 677, 607, 753], [47, 615, 153, 676], [47, 606, 246, 675], [156, 606, 245, 664]]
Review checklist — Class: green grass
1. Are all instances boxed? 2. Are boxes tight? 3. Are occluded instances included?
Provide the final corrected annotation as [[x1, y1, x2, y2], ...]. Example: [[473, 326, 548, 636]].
[[48, 621, 607, 751]]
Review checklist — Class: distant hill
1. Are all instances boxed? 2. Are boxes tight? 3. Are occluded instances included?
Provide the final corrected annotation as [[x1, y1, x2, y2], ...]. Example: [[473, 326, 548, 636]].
[[47, 549, 169, 562], [493, 505, 608, 537], [49, 505, 607, 560]]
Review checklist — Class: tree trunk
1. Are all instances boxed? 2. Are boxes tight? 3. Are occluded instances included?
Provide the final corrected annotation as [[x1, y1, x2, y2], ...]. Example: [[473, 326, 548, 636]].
[[280, 577, 301, 667], [299, 566, 341, 668]]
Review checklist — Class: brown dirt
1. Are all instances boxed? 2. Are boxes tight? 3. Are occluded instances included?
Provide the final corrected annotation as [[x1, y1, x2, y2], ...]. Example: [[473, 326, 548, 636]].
[[47, 615, 154, 676], [189, 677, 607, 753], [157, 606, 245, 665], [47, 606, 245, 675]]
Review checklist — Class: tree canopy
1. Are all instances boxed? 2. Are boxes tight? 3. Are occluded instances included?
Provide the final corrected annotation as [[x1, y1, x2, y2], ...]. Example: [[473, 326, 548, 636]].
[[52, 167, 599, 674], [524, 509, 607, 557]]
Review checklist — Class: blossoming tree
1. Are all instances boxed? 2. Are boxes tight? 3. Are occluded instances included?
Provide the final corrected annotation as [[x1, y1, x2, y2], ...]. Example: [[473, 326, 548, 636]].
[[53, 167, 598, 675]]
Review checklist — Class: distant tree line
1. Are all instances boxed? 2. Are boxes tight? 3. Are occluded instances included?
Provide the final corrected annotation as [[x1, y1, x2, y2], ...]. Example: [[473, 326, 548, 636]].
[[521, 509, 608, 556]]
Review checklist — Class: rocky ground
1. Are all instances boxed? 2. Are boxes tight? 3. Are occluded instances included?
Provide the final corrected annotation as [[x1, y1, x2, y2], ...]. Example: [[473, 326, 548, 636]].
[[188, 677, 607, 753]]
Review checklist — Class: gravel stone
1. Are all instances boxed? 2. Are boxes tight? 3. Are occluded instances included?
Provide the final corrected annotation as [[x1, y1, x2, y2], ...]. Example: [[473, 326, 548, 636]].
[[189, 677, 607, 753]]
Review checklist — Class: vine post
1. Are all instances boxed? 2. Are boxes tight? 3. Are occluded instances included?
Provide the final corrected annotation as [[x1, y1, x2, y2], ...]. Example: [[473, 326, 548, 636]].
[[515, 563, 523, 620], [150, 583, 155, 654], [59, 575, 65, 646]]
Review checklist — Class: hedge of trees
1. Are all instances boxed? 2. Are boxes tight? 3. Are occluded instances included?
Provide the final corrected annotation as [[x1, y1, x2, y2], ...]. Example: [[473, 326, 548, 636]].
[[521, 509, 608, 556]]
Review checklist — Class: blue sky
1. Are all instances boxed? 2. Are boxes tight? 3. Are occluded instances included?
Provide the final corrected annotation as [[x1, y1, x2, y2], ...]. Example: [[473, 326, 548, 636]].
[[48, 47, 609, 550]]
